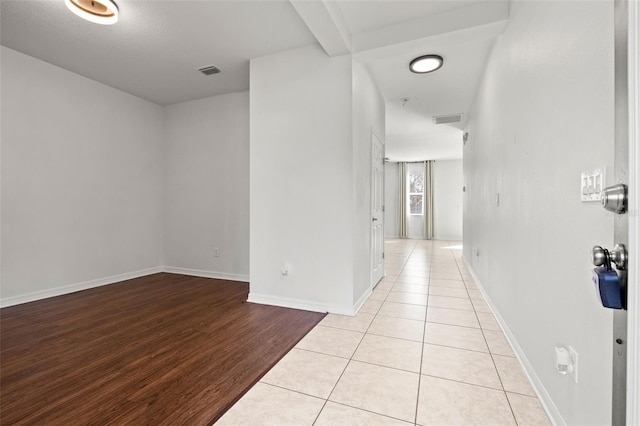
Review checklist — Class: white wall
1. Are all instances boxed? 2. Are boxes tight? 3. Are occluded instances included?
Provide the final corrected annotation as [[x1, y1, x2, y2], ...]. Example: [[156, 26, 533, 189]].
[[352, 60, 385, 304], [464, 2, 614, 424], [433, 160, 462, 240], [384, 162, 399, 238], [249, 45, 355, 313], [1, 46, 164, 304], [164, 92, 250, 281]]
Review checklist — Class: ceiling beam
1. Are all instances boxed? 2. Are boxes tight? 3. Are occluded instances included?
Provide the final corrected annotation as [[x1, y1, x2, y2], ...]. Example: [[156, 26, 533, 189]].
[[351, 1, 509, 53], [289, 0, 352, 57]]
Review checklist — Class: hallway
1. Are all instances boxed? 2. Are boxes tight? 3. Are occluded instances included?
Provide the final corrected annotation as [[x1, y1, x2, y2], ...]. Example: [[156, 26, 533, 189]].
[[218, 239, 551, 425]]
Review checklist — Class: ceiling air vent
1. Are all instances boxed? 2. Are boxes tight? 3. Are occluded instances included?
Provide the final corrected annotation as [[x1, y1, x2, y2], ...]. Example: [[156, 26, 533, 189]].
[[198, 65, 221, 76], [433, 113, 463, 124]]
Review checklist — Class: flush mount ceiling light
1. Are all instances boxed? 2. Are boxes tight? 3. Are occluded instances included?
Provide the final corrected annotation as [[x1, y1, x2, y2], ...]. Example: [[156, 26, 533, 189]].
[[65, 0, 119, 25], [409, 54, 443, 74]]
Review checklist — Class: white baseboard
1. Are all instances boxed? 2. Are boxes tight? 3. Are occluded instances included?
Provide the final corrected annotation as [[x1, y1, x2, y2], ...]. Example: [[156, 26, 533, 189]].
[[162, 266, 249, 283], [247, 293, 357, 315], [248, 292, 368, 316], [434, 235, 463, 242], [462, 256, 564, 426], [352, 288, 372, 315], [0, 267, 163, 308], [1, 266, 250, 308]]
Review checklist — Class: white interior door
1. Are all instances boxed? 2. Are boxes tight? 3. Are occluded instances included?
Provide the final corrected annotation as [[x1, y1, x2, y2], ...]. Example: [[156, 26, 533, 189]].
[[610, 1, 636, 423], [371, 131, 385, 287], [626, 1, 639, 423]]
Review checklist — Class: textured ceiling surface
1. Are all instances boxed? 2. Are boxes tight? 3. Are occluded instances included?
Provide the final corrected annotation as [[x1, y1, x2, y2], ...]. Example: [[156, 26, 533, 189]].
[[0, 0, 316, 105]]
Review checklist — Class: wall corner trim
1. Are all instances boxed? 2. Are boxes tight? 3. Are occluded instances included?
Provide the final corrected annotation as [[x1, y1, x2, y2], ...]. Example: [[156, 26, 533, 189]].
[[462, 256, 566, 426], [352, 287, 372, 315]]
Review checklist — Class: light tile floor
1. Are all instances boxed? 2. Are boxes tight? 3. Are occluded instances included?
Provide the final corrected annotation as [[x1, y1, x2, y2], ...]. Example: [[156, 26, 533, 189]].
[[217, 239, 551, 426]]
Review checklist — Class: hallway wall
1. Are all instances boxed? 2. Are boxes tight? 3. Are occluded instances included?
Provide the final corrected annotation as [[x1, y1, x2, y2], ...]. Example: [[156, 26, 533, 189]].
[[352, 60, 386, 303], [384, 162, 399, 238], [463, 1, 614, 424], [433, 160, 462, 240]]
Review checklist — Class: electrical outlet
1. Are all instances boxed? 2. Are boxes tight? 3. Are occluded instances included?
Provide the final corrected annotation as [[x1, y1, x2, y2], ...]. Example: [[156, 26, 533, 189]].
[[281, 264, 289, 276], [473, 248, 480, 258], [569, 346, 579, 383], [214, 247, 219, 257]]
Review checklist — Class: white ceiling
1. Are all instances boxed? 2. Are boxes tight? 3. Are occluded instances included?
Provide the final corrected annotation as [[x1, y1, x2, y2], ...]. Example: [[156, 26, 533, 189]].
[[336, 0, 495, 35], [0, 0, 510, 161], [332, 0, 509, 161], [358, 23, 505, 161], [0, 0, 316, 105]]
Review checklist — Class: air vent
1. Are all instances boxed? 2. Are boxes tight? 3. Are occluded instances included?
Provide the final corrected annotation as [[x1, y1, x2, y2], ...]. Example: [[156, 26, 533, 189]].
[[433, 113, 463, 124], [198, 65, 221, 76]]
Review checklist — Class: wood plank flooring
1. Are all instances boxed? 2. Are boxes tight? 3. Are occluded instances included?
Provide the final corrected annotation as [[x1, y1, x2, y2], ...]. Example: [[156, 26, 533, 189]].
[[0, 273, 325, 425]]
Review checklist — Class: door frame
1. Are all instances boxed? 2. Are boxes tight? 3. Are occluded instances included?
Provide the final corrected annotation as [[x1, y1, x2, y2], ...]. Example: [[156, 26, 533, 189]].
[[370, 128, 385, 289], [627, 0, 639, 423]]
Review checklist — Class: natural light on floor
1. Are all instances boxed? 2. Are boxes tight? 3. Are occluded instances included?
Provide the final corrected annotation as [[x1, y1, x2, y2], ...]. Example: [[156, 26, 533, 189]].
[[217, 239, 550, 425]]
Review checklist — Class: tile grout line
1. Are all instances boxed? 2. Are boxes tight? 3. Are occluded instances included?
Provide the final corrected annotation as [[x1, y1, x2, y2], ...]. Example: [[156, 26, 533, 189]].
[[419, 372, 508, 393], [414, 241, 433, 426], [310, 338, 362, 424], [312, 265, 398, 426], [327, 400, 416, 425], [310, 318, 369, 425], [228, 241, 543, 425], [312, 241, 524, 425], [379, 239, 424, 425], [452, 249, 520, 426]]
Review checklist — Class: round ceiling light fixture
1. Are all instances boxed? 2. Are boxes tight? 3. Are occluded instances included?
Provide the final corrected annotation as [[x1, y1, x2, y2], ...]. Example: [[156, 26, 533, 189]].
[[409, 55, 444, 74], [65, 0, 119, 25]]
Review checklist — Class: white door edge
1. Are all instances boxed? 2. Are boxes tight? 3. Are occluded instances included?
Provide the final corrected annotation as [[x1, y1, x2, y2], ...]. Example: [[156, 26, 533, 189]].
[[627, 0, 639, 423]]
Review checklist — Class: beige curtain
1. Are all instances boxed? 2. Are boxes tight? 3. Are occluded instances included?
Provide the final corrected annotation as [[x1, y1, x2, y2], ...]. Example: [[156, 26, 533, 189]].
[[398, 162, 407, 238], [424, 161, 434, 239]]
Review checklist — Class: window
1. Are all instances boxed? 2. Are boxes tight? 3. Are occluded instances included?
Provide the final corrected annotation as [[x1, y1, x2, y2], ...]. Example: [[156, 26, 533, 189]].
[[409, 172, 424, 215]]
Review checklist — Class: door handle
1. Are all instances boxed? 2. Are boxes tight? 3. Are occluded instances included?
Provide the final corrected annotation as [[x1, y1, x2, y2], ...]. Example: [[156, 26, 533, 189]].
[[592, 244, 627, 270], [592, 244, 627, 310], [372, 217, 378, 222]]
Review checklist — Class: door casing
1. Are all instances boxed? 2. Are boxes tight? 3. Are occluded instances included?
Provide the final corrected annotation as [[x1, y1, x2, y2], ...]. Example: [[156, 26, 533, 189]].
[[371, 130, 385, 289]]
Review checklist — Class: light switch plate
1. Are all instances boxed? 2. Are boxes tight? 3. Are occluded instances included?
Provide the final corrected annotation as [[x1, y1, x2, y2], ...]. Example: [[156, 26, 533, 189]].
[[581, 168, 605, 202], [569, 346, 578, 383]]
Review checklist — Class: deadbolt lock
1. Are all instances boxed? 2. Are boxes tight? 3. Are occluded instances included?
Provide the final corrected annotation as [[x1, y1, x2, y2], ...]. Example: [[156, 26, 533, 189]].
[[601, 183, 628, 214]]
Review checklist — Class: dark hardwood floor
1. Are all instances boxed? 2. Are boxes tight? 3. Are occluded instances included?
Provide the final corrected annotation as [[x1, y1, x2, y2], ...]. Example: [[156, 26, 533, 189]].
[[0, 273, 325, 425]]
